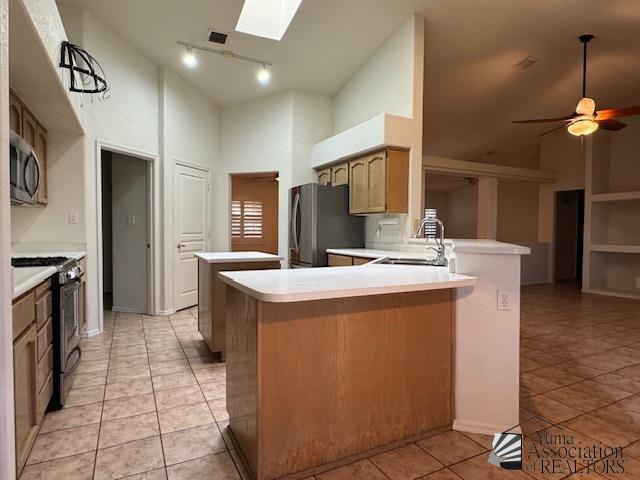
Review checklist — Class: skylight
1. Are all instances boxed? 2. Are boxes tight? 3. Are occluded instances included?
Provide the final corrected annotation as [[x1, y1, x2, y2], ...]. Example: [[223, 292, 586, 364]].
[[235, 0, 303, 41]]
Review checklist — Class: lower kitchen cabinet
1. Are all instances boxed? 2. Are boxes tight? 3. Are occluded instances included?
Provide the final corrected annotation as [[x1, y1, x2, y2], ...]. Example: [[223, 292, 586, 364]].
[[13, 323, 38, 477], [12, 279, 54, 476], [328, 254, 371, 266]]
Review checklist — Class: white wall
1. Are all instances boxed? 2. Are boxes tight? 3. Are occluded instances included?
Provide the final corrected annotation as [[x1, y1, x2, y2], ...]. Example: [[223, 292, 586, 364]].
[[215, 93, 294, 258], [332, 15, 424, 243], [447, 186, 478, 239], [0, 0, 15, 476], [111, 153, 148, 312], [160, 67, 219, 312], [497, 179, 539, 243], [333, 16, 415, 133]]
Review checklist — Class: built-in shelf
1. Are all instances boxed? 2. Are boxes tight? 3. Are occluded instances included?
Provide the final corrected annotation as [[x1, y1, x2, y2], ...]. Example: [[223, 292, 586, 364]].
[[584, 288, 640, 301], [590, 244, 640, 254], [591, 191, 640, 203]]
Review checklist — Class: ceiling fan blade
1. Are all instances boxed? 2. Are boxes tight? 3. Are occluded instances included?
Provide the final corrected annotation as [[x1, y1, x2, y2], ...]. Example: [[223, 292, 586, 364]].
[[512, 116, 574, 124], [537, 123, 569, 137], [597, 119, 626, 131], [596, 106, 640, 121]]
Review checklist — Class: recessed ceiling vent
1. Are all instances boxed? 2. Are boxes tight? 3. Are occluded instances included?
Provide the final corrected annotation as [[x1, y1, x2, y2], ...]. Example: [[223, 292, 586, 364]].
[[208, 30, 228, 45], [514, 56, 538, 70]]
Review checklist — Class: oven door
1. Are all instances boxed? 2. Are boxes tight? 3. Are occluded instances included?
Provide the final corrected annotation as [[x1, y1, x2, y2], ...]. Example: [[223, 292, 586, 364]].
[[60, 280, 81, 376]]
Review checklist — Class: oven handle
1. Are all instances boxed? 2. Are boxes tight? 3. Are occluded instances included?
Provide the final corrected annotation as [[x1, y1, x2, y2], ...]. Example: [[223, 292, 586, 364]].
[[66, 345, 82, 376]]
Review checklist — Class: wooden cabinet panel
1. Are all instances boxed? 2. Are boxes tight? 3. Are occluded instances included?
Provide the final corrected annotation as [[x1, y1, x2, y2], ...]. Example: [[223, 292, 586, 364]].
[[35, 291, 52, 330], [21, 109, 37, 148], [36, 344, 53, 393], [328, 254, 353, 267], [352, 257, 371, 265], [37, 317, 53, 361], [37, 372, 53, 419], [367, 152, 387, 213], [348, 149, 408, 215], [331, 163, 349, 186], [13, 292, 35, 342], [13, 324, 38, 477], [317, 168, 331, 185], [9, 91, 22, 135], [348, 159, 368, 213], [34, 125, 47, 205]]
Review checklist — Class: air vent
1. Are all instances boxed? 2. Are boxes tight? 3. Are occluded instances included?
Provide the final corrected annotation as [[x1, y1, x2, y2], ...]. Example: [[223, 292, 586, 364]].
[[208, 30, 228, 45]]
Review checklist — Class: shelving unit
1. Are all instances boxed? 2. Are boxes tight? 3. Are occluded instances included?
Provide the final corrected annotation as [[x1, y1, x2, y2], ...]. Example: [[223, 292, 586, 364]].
[[583, 119, 640, 300]]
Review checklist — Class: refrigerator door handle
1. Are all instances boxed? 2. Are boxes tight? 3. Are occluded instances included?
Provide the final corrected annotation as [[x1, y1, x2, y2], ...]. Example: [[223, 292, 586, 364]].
[[292, 192, 300, 254]]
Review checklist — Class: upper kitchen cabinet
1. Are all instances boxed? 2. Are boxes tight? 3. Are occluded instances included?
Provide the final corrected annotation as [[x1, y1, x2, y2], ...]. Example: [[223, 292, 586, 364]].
[[9, 90, 22, 135], [331, 162, 349, 186], [349, 148, 408, 214], [317, 168, 331, 185], [11, 89, 48, 206]]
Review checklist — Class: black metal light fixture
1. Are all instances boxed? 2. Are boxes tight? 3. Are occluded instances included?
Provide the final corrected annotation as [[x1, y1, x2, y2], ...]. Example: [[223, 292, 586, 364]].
[[59, 41, 110, 103]]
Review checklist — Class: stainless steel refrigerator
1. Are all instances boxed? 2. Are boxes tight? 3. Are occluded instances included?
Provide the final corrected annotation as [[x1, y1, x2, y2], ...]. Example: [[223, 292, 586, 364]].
[[289, 183, 364, 268]]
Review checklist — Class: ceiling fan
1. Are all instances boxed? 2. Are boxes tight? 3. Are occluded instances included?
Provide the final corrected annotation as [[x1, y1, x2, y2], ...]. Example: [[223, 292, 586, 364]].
[[513, 34, 640, 137]]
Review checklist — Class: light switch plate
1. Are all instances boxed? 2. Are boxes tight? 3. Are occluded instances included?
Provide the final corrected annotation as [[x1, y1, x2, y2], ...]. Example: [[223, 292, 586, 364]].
[[68, 212, 79, 224], [497, 289, 512, 311]]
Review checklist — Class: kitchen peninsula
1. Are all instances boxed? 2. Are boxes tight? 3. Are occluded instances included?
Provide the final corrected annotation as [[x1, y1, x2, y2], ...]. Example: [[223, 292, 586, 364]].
[[195, 252, 282, 359], [219, 264, 476, 480]]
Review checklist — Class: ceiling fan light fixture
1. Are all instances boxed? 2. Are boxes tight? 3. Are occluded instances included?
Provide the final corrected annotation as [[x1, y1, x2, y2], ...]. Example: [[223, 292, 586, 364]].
[[568, 118, 599, 136], [576, 97, 596, 116]]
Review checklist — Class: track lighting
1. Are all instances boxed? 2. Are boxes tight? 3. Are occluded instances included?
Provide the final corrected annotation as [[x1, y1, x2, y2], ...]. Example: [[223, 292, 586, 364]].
[[177, 41, 272, 83], [182, 45, 198, 68], [257, 65, 271, 85]]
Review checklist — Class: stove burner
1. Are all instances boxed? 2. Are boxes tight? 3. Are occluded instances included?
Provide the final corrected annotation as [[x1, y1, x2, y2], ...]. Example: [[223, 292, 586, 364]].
[[11, 256, 70, 268]]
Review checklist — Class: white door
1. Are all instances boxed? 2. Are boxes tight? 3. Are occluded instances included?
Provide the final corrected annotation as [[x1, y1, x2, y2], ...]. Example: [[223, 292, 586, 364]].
[[173, 163, 209, 311]]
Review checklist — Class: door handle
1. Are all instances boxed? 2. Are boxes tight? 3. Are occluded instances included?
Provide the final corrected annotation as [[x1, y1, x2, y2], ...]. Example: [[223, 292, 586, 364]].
[[177, 242, 186, 249]]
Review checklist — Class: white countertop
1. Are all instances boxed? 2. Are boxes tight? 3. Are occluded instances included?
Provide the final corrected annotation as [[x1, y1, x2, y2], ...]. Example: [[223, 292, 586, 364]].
[[195, 251, 283, 264], [218, 264, 476, 303], [11, 250, 87, 299], [327, 248, 436, 260], [13, 267, 57, 299]]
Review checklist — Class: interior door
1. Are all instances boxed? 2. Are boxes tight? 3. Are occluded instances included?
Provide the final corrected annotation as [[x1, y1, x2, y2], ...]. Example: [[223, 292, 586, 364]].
[[173, 163, 209, 311]]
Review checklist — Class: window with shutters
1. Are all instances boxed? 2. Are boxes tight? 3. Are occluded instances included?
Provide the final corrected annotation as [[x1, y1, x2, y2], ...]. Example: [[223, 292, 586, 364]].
[[231, 200, 264, 239]]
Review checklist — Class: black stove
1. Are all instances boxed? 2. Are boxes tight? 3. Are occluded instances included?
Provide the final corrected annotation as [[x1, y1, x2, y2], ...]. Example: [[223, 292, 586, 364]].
[[11, 256, 70, 268]]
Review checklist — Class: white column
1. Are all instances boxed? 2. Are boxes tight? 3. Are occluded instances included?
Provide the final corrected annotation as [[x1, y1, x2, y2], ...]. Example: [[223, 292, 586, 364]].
[[477, 176, 498, 239]]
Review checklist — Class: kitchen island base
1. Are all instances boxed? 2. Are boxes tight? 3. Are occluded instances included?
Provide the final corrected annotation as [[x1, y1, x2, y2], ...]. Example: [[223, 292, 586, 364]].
[[226, 286, 454, 480]]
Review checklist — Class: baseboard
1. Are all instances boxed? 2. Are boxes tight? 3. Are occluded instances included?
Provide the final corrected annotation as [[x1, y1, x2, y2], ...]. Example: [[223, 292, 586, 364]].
[[111, 306, 145, 314], [453, 418, 521, 436], [156, 309, 175, 315], [83, 328, 103, 338]]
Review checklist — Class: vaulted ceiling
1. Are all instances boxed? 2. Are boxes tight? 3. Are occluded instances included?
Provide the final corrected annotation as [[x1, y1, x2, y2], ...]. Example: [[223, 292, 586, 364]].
[[60, 0, 640, 168]]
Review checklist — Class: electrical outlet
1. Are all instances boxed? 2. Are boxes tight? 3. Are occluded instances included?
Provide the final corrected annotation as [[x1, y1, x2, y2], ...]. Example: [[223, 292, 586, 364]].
[[497, 289, 512, 311], [68, 212, 79, 224]]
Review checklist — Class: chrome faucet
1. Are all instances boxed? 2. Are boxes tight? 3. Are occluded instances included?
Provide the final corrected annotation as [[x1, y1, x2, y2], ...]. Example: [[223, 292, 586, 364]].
[[414, 208, 447, 266]]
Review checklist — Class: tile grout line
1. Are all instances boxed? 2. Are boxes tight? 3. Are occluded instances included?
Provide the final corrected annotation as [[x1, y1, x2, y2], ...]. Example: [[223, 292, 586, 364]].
[[142, 312, 169, 477]]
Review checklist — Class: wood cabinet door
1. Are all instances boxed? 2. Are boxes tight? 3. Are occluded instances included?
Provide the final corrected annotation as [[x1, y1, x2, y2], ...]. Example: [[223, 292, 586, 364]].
[[13, 324, 38, 476], [328, 254, 353, 267], [367, 152, 387, 213], [331, 163, 349, 186], [348, 159, 368, 213], [9, 92, 22, 135], [317, 168, 331, 185], [22, 109, 37, 147], [34, 125, 47, 205]]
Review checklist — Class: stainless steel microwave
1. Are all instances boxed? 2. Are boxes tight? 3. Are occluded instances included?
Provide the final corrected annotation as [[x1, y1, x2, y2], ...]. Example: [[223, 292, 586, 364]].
[[10, 130, 40, 205]]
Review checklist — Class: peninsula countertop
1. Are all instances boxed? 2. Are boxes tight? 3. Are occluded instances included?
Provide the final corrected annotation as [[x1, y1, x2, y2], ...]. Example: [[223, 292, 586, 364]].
[[195, 251, 283, 264], [218, 264, 476, 303]]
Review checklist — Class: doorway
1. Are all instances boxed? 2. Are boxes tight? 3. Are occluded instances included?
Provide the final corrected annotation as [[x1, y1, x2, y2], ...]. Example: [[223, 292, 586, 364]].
[[173, 162, 210, 311], [424, 173, 478, 239], [230, 173, 279, 254], [101, 150, 150, 314], [554, 190, 585, 284]]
